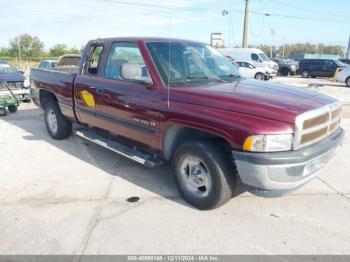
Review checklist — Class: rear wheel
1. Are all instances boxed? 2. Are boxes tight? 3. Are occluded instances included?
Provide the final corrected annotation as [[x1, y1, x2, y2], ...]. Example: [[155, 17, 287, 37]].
[[172, 140, 235, 210], [0, 107, 7, 116], [254, 72, 264, 80], [8, 105, 17, 113], [346, 77, 350, 87], [302, 70, 309, 78], [44, 101, 72, 140]]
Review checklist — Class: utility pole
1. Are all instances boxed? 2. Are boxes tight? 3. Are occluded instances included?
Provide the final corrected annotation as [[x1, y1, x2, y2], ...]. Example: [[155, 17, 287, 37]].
[[270, 29, 275, 58], [17, 38, 23, 70], [242, 0, 250, 48]]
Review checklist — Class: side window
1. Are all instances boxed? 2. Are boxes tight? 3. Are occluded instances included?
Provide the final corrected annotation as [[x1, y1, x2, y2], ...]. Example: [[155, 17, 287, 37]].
[[323, 60, 335, 67], [247, 63, 255, 69], [104, 42, 151, 84], [87, 45, 104, 75], [251, 53, 260, 62]]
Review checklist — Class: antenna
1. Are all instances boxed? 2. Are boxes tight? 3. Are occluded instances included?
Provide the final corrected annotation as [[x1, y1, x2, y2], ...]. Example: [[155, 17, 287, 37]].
[[167, 16, 172, 108]]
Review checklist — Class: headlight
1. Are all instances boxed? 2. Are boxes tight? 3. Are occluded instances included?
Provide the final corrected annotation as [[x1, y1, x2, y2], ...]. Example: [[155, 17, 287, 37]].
[[243, 134, 293, 152]]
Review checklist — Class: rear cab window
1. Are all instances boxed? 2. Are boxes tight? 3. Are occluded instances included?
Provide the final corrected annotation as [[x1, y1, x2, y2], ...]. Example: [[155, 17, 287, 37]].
[[87, 45, 104, 75]]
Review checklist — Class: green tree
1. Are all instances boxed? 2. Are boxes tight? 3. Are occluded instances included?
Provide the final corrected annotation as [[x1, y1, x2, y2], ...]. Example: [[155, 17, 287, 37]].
[[49, 44, 68, 56], [49, 44, 83, 57], [0, 47, 9, 56], [9, 33, 44, 57]]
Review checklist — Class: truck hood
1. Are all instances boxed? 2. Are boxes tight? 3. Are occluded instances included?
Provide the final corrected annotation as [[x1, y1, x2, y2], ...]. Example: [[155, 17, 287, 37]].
[[0, 73, 25, 82], [170, 79, 336, 124]]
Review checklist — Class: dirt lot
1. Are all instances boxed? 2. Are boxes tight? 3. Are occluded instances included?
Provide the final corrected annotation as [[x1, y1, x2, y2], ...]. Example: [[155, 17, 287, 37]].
[[0, 76, 349, 255]]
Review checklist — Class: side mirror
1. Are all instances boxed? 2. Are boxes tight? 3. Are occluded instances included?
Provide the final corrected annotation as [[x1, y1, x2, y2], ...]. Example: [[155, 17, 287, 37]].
[[120, 63, 153, 86], [18, 70, 24, 74]]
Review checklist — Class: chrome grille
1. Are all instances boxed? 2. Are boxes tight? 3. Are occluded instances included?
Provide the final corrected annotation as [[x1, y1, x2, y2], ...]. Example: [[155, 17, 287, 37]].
[[0, 81, 23, 90], [294, 102, 342, 149]]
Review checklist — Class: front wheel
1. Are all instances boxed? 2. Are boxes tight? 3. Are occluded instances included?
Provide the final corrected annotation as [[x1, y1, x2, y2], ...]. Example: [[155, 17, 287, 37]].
[[254, 72, 264, 80], [44, 101, 72, 140], [302, 70, 309, 78], [172, 140, 235, 210], [0, 107, 7, 117], [281, 68, 289, 76], [346, 77, 350, 87]]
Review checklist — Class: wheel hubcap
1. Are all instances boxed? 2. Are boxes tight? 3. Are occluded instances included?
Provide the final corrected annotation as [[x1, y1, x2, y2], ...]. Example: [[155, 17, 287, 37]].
[[47, 109, 58, 134], [179, 156, 211, 197]]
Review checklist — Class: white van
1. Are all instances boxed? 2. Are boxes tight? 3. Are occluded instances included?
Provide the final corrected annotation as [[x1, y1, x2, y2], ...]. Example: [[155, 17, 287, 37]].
[[218, 48, 279, 74]]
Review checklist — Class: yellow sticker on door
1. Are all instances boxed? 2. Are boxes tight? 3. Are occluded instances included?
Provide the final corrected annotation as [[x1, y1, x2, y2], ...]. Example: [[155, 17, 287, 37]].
[[80, 90, 96, 108]]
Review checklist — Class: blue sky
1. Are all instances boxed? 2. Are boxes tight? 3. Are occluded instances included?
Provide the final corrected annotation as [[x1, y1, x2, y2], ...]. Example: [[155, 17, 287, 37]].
[[1, 0, 349, 50]]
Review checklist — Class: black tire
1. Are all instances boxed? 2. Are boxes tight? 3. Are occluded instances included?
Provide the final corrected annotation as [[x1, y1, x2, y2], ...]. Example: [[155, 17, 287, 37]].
[[44, 101, 72, 140], [345, 77, 350, 87], [254, 72, 264, 80], [172, 140, 235, 210], [281, 68, 289, 76], [302, 70, 309, 78], [8, 105, 17, 113], [0, 107, 7, 117]]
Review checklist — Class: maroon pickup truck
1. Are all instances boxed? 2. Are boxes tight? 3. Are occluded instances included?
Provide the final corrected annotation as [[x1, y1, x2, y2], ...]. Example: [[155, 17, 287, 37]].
[[30, 37, 344, 209]]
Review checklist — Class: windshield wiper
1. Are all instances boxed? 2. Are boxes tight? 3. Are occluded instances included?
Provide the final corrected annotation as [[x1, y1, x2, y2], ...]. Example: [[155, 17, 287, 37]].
[[219, 74, 241, 79], [187, 76, 227, 83]]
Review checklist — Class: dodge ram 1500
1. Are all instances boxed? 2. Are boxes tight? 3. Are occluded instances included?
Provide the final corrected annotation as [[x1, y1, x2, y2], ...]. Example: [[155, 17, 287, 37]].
[[30, 37, 344, 210]]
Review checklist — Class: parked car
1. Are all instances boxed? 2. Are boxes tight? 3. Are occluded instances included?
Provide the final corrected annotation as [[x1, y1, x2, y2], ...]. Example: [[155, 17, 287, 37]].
[[272, 58, 297, 76], [235, 61, 271, 80], [335, 66, 350, 87], [340, 59, 350, 65], [38, 60, 57, 70], [218, 48, 279, 73], [0, 61, 31, 102], [298, 59, 346, 78], [30, 37, 344, 210]]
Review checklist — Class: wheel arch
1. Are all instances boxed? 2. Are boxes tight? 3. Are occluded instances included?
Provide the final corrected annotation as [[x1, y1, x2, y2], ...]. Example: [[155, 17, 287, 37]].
[[345, 76, 350, 87], [162, 124, 233, 160], [39, 89, 57, 109]]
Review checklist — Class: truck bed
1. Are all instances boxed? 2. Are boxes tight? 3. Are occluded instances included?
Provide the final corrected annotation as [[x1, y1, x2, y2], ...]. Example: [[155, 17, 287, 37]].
[[30, 68, 76, 120]]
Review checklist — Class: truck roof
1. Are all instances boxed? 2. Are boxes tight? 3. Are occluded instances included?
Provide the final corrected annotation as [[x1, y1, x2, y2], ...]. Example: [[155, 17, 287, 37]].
[[89, 37, 207, 44]]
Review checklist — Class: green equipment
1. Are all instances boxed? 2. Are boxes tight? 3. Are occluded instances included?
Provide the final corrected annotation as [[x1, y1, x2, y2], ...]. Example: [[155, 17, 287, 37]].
[[0, 81, 20, 116]]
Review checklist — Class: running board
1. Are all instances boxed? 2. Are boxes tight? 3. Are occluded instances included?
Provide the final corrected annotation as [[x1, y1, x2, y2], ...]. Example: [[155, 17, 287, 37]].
[[75, 128, 163, 168]]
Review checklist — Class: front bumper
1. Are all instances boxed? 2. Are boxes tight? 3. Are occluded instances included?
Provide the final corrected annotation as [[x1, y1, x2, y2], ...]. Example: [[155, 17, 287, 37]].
[[0, 88, 31, 101], [232, 128, 345, 191]]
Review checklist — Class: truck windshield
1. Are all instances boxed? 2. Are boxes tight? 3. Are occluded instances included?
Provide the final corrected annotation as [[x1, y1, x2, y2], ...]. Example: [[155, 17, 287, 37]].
[[0, 64, 18, 74], [147, 42, 240, 86], [334, 60, 345, 67], [258, 53, 270, 61]]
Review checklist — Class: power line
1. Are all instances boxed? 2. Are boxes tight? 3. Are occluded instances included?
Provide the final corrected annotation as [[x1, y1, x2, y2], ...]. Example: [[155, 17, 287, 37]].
[[89, 0, 233, 13], [269, 0, 350, 19], [251, 10, 350, 23]]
